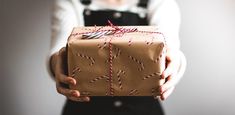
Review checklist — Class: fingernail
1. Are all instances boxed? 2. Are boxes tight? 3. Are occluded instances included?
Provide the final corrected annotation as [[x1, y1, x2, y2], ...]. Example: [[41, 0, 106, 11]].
[[160, 95, 165, 101], [69, 79, 75, 84], [72, 92, 78, 97], [85, 97, 90, 102]]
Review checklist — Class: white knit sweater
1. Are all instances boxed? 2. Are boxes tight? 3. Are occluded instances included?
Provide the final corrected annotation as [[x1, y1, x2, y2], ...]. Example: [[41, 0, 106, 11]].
[[47, 0, 186, 78]]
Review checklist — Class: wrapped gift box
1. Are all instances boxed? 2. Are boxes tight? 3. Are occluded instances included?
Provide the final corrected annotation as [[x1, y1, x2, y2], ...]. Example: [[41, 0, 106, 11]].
[[67, 26, 166, 96]]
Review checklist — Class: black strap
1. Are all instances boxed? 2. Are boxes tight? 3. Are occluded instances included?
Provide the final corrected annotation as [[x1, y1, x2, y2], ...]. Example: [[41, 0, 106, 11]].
[[137, 0, 149, 8], [80, 0, 91, 5]]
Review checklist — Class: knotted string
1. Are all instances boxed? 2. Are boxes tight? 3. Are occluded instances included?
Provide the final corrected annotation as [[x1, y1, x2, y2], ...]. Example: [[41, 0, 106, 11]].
[[82, 20, 138, 39]]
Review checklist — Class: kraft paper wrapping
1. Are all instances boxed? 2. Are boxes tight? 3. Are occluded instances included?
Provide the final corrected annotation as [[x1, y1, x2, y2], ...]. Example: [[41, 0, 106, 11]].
[[67, 26, 166, 96]]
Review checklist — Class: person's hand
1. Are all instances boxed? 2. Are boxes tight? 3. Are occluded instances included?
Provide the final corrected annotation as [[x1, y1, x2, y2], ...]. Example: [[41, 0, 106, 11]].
[[51, 47, 90, 102], [159, 48, 182, 100]]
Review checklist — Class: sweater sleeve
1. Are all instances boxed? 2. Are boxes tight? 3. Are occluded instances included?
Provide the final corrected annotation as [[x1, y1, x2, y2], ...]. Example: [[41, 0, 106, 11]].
[[46, 0, 79, 77], [148, 0, 181, 49], [148, 0, 186, 78]]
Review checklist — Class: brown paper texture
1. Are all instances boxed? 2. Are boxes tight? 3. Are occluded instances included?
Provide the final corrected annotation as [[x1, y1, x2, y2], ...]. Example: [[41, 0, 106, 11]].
[[67, 26, 166, 96]]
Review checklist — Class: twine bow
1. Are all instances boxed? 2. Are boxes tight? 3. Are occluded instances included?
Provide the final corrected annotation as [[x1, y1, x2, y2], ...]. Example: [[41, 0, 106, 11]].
[[82, 20, 138, 39]]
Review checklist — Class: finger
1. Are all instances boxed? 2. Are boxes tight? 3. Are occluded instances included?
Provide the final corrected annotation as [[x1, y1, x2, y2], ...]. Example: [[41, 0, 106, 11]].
[[158, 78, 165, 86], [81, 96, 90, 102], [56, 83, 70, 96], [67, 90, 90, 102], [162, 61, 176, 79], [160, 86, 175, 101], [58, 47, 66, 60], [57, 74, 76, 85], [68, 96, 90, 102], [159, 76, 176, 94], [67, 97, 81, 102], [161, 49, 180, 79], [67, 94, 90, 102], [67, 97, 82, 102], [56, 82, 80, 97]]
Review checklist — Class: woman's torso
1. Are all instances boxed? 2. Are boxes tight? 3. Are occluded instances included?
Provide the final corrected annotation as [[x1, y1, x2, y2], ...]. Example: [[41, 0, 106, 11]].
[[62, 0, 164, 115]]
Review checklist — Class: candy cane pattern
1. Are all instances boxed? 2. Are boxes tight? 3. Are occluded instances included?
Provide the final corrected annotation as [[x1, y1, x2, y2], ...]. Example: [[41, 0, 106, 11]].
[[97, 42, 107, 49], [145, 36, 154, 45], [116, 70, 125, 89], [97, 36, 109, 49], [89, 75, 109, 83], [70, 22, 168, 96], [105, 47, 121, 63], [71, 33, 78, 37], [128, 38, 133, 46], [154, 57, 159, 63], [128, 55, 144, 71], [76, 53, 95, 66], [71, 66, 81, 78], [129, 89, 139, 96], [143, 72, 161, 80], [105, 92, 109, 96], [113, 47, 121, 59], [154, 43, 166, 63], [114, 27, 137, 35]]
